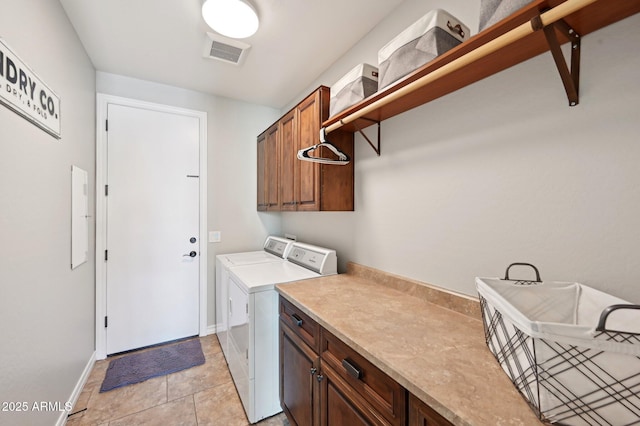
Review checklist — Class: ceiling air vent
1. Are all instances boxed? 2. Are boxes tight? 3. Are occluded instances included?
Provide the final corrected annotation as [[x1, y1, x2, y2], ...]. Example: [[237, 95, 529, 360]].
[[203, 32, 250, 65]]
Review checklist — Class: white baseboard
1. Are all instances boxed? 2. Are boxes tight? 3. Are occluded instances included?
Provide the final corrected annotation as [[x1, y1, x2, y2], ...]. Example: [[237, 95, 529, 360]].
[[206, 324, 217, 336], [56, 351, 96, 426]]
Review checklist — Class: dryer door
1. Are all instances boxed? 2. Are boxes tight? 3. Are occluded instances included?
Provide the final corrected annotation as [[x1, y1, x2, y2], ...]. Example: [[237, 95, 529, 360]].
[[227, 275, 251, 414]]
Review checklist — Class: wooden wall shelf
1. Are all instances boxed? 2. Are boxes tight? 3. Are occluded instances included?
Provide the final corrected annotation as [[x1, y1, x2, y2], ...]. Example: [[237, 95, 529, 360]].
[[322, 0, 640, 134]]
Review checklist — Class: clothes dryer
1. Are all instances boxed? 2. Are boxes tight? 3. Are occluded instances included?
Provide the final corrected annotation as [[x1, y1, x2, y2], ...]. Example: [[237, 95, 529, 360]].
[[225, 242, 337, 423], [215, 236, 294, 356]]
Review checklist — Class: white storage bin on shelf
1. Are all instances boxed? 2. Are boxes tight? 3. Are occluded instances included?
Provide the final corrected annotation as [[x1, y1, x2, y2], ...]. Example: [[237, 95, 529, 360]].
[[476, 263, 640, 426], [377, 9, 469, 90], [329, 63, 378, 118], [479, 0, 535, 32]]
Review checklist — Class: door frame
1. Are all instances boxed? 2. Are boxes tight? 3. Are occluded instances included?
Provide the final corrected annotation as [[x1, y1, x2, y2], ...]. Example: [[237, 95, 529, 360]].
[[95, 94, 208, 359]]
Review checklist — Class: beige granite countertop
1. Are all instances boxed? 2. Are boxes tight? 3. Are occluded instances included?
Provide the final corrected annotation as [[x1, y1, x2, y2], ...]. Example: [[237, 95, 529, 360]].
[[275, 263, 543, 426]]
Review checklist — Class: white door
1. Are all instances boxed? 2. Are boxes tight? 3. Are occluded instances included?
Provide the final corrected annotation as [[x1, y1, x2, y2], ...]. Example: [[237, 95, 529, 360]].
[[105, 103, 200, 355]]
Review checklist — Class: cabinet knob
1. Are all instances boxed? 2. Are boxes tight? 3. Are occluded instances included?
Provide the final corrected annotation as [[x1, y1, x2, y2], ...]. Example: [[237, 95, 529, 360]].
[[310, 367, 317, 375], [316, 374, 324, 382]]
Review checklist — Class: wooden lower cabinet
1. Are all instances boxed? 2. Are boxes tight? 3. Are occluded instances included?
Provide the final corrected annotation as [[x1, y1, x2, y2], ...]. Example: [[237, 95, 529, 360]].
[[321, 330, 406, 426], [279, 296, 452, 426], [280, 297, 321, 426], [320, 363, 393, 426], [280, 320, 320, 426], [408, 394, 452, 426], [320, 362, 375, 426]]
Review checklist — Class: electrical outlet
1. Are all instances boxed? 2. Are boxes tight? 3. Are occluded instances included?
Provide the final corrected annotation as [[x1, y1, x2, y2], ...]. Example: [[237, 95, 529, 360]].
[[209, 231, 221, 243]]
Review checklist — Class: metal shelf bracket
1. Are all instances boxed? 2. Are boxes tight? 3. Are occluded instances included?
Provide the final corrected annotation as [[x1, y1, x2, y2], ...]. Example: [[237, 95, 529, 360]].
[[353, 118, 381, 156], [532, 16, 581, 106]]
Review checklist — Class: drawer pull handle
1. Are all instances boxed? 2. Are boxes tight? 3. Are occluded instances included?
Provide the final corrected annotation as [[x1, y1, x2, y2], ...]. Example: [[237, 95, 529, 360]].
[[291, 313, 303, 327], [342, 359, 362, 380]]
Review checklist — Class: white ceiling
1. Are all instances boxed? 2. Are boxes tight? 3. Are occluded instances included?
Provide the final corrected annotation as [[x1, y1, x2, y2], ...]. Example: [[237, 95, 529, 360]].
[[59, 0, 405, 109]]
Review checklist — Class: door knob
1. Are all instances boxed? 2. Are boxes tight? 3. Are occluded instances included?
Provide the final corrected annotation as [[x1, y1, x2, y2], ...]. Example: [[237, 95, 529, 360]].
[[183, 251, 197, 257]]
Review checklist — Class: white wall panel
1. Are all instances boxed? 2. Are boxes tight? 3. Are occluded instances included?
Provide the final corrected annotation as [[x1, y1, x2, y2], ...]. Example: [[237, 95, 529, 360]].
[[0, 0, 96, 424]]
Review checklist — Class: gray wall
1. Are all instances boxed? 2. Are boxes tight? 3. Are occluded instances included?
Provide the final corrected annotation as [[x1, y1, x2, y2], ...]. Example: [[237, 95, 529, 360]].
[[0, 0, 96, 424], [96, 72, 282, 327], [282, 0, 640, 303]]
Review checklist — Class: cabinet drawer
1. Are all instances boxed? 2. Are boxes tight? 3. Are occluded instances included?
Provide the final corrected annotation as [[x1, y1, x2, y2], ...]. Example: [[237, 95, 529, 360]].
[[321, 330, 406, 426], [279, 296, 320, 353]]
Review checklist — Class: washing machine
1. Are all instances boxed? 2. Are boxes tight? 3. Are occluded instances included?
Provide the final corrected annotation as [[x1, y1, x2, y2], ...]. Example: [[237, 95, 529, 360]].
[[215, 236, 295, 356], [225, 242, 337, 423]]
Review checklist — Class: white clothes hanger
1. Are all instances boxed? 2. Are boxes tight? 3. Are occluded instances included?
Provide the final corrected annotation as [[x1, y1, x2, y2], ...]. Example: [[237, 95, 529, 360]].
[[296, 128, 350, 165]]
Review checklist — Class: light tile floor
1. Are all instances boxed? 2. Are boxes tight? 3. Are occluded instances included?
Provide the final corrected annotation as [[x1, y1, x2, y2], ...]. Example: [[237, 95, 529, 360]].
[[66, 335, 288, 426]]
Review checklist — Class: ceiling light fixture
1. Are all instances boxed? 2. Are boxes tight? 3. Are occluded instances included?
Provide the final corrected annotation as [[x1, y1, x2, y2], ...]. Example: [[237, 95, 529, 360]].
[[201, 0, 259, 39]]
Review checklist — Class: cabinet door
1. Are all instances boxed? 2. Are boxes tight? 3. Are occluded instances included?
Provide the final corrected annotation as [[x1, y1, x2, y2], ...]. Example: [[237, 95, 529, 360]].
[[296, 90, 322, 211], [265, 123, 279, 210], [320, 363, 388, 426], [408, 393, 452, 426], [257, 132, 267, 211], [279, 110, 297, 211], [316, 129, 354, 211], [280, 320, 320, 426]]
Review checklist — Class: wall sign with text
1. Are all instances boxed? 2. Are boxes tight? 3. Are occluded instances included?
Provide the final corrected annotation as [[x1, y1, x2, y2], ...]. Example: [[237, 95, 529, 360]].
[[0, 38, 61, 139]]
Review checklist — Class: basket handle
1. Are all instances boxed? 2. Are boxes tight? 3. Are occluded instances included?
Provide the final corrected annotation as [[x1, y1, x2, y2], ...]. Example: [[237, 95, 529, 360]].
[[595, 304, 640, 333], [447, 21, 466, 38], [503, 263, 541, 282]]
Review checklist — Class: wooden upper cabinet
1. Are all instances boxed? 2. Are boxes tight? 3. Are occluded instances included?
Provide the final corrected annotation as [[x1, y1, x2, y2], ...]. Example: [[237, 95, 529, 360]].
[[257, 131, 267, 211], [296, 90, 323, 211], [279, 110, 297, 211], [315, 127, 355, 211], [265, 123, 280, 210], [256, 123, 279, 211], [258, 86, 354, 212]]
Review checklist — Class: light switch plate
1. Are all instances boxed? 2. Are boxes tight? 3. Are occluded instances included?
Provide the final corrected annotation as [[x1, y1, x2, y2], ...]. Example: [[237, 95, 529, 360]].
[[209, 231, 221, 243]]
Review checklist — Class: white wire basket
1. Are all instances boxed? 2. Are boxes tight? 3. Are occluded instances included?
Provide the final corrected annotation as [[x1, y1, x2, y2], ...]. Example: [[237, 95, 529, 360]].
[[476, 263, 640, 425]]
